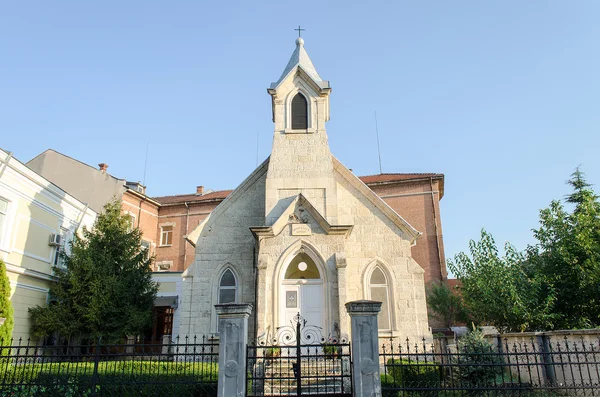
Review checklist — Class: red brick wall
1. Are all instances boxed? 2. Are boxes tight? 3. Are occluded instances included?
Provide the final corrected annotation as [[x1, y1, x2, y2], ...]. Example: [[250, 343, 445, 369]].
[[122, 191, 159, 260], [154, 201, 220, 272], [367, 179, 447, 285]]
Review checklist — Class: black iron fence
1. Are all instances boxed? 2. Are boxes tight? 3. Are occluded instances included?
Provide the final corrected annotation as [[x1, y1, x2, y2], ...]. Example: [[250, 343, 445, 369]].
[[380, 336, 600, 396], [246, 343, 352, 396], [246, 313, 352, 396], [0, 336, 218, 397]]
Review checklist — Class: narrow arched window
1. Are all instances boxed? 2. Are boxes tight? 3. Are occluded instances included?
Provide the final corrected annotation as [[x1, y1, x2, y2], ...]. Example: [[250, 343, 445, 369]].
[[291, 93, 308, 129], [218, 269, 237, 304], [369, 267, 391, 331]]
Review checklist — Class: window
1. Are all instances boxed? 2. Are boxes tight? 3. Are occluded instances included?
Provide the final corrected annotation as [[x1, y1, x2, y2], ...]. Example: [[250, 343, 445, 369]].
[[52, 229, 68, 269], [53, 246, 65, 268], [157, 261, 172, 272], [368, 267, 391, 331], [218, 269, 237, 304], [291, 93, 308, 129], [160, 225, 173, 246], [0, 197, 7, 245], [126, 213, 136, 232], [141, 240, 151, 260]]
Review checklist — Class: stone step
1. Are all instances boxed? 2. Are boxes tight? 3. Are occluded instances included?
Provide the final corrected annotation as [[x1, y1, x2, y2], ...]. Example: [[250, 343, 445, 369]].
[[263, 382, 349, 396]]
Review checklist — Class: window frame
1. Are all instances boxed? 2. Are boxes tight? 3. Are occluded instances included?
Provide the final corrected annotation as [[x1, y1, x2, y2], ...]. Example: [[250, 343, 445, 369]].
[[218, 269, 238, 305], [0, 196, 9, 248], [291, 93, 308, 130], [141, 240, 151, 261], [159, 224, 174, 247], [285, 90, 316, 134], [212, 265, 243, 334], [365, 264, 394, 333], [125, 212, 136, 232]]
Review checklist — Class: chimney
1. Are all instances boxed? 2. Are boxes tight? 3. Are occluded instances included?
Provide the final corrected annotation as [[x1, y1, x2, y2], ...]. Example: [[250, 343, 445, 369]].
[[196, 186, 204, 195], [98, 163, 108, 173]]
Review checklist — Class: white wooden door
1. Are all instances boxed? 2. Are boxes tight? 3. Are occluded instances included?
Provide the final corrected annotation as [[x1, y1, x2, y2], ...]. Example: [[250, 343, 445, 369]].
[[301, 284, 322, 329], [280, 283, 323, 339]]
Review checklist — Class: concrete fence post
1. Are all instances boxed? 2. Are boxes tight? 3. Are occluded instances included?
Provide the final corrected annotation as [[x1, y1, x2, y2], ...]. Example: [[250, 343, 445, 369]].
[[346, 300, 382, 397], [215, 303, 253, 397]]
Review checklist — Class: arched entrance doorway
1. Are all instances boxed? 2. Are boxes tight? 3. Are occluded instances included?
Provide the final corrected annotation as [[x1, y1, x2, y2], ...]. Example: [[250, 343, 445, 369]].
[[279, 251, 324, 331]]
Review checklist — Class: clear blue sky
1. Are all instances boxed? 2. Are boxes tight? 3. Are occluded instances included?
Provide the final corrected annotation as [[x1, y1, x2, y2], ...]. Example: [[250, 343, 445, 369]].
[[1, 1, 599, 266]]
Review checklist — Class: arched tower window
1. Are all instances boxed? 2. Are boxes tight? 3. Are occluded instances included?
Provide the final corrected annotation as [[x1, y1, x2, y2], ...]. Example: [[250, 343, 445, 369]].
[[218, 269, 237, 304], [368, 267, 391, 331], [291, 93, 308, 129]]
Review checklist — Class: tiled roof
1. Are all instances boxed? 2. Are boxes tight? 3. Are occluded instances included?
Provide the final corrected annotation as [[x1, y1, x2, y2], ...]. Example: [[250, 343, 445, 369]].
[[358, 173, 443, 185], [152, 173, 443, 206], [152, 190, 233, 205]]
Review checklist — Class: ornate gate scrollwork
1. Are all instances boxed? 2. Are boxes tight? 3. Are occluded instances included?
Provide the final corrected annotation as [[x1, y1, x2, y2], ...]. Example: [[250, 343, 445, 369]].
[[257, 313, 348, 346], [247, 313, 353, 396]]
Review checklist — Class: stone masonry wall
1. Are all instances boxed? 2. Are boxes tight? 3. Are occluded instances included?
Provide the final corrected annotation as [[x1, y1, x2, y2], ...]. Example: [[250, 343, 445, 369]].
[[179, 172, 266, 338]]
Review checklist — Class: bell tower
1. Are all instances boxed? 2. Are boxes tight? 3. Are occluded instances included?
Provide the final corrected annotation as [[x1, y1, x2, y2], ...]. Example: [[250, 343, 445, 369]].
[[265, 37, 338, 225]]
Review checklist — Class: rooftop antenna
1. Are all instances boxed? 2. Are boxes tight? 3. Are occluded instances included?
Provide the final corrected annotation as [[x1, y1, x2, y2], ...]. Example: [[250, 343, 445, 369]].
[[256, 131, 259, 167], [142, 142, 149, 186], [374, 111, 383, 174]]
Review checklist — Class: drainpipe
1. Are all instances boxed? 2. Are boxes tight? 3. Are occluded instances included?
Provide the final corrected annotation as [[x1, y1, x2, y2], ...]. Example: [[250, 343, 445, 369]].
[[430, 177, 445, 280], [137, 196, 146, 228], [253, 244, 259, 341], [183, 202, 190, 268]]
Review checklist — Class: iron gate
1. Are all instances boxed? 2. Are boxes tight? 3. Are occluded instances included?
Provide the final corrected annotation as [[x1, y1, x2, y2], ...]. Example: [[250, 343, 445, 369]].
[[246, 314, 352, 396]]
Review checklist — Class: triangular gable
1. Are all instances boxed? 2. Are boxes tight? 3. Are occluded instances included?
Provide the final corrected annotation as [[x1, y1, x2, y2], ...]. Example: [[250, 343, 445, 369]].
[[332, 156, 422, 244], [271, 64, 330, 92], [250, 193, 353, 239], [185, 157, 270, 247]]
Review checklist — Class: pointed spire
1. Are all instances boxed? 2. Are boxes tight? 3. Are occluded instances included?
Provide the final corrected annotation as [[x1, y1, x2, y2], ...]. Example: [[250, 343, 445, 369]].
[[270, 38, 329, 89]]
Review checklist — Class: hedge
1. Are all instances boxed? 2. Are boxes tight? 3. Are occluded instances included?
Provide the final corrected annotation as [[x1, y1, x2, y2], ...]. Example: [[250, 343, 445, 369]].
[[0, 360, 218, 397]]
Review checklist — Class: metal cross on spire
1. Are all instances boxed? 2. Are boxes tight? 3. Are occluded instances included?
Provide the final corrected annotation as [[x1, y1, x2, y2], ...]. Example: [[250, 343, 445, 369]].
[[294, 25, 305, 38]]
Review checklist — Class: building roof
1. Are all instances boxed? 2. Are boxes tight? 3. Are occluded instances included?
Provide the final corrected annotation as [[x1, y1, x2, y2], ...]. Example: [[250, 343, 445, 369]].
[[27, 149, 126, 182], [358, 173, 444, 184], [153, 173, 444, 206], [270, 38, 329, 89], [152, 190, 234, 205]]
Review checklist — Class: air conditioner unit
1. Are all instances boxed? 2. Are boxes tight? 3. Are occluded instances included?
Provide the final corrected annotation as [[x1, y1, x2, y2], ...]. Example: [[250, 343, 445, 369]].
[[48, 234, 63, 246]]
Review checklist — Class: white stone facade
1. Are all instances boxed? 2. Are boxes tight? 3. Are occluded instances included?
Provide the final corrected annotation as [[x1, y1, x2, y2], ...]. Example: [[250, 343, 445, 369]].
[[180, 38, 431, 343]]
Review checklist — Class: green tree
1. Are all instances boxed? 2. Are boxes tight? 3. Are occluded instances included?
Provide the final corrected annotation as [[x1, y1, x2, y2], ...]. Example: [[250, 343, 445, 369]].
[[527, 168, 600, 329], [29, 199, 158, 343], [448, 230, 556, 332], [426, 281, 469, 328], [0, 259, 14, 345], [451, 325, 504, 396]]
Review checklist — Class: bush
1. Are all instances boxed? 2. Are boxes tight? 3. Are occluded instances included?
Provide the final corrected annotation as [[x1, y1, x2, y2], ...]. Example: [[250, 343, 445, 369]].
[[0, 360, 218, 397], [383, 358, 442, 396], [451, 327, 504, 395]]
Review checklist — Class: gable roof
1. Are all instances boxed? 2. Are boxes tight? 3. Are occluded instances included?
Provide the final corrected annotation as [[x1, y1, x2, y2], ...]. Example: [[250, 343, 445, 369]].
[[360, 173, 445, 198], [270, 38, 330, 89], [332, 157, 422, 244], [155, 173, 444, 206], [152, 190, 233, 205], [359, 173, 443, 184]]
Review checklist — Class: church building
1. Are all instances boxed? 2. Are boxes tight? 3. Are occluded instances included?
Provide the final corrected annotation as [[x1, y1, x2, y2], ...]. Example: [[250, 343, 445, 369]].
[[179, 38, 433, 342]]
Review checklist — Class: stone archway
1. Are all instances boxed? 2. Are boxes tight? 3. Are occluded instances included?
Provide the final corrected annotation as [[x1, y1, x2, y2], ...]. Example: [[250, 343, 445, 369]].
[[272, 241, 329, 336], [279, 252, 324, 332]]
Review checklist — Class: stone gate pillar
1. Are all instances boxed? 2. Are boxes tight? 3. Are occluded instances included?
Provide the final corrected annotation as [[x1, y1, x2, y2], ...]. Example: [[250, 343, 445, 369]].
[[215, 303, 253, 397], [346, 300, 382, 397]]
